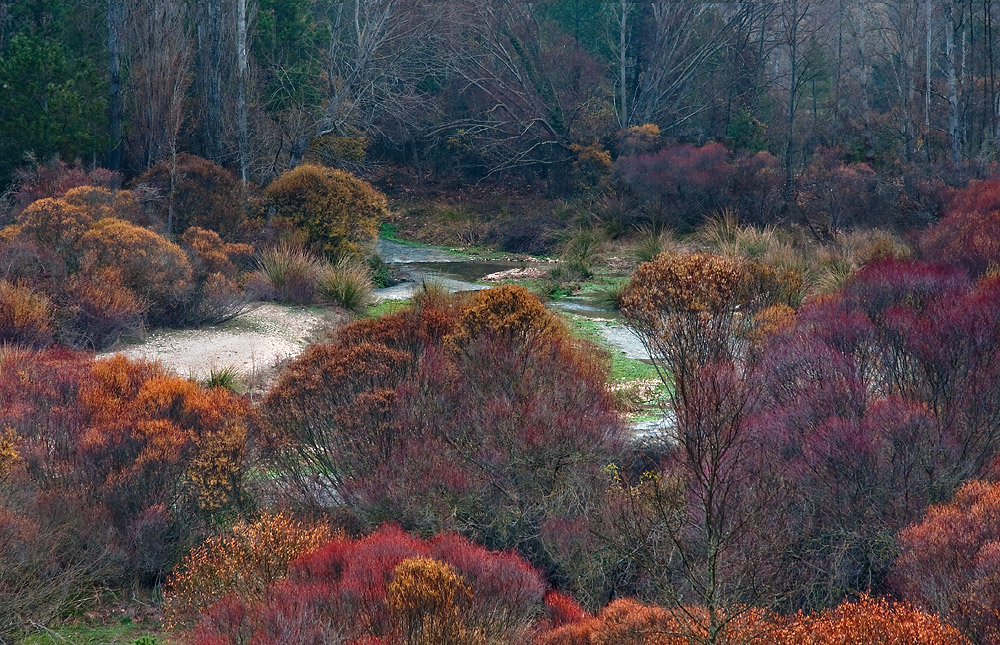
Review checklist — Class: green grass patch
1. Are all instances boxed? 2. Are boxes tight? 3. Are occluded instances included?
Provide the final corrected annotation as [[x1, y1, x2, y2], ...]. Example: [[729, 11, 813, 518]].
[[24, 621, 163, 644], [562, 314, 663, 385], [366, 299, 412, 318]]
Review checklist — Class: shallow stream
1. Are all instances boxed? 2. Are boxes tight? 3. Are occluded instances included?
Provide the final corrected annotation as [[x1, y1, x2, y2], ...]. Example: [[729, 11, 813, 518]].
[[374, 239, 649, 360]]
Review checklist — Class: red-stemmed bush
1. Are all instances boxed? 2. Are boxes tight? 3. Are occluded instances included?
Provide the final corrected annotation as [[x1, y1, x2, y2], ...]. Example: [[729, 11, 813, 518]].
[[191, 525, 556, 644], [748, 260, 1000, 608], [922, 176, 1000, 275]]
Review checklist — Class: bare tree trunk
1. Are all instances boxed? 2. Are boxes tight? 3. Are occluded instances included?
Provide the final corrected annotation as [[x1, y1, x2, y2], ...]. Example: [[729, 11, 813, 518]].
[[199, 0, 224, 163], [858, 4, 875, 163], [237, 0, 250, 183], [0, 2, 9, 54], [926, 0, 933, 160], [107, 0, 124, 171], [945, 0, 962, 162], [618, 0, 629, 129]]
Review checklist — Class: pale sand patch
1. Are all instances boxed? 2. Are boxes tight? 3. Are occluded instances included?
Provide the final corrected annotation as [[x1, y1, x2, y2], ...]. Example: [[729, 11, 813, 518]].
[[101, 303, 342, 384]]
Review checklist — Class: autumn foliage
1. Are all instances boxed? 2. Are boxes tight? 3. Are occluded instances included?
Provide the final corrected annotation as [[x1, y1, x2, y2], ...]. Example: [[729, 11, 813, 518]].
[[0, 349, 253, 586], [191, 524, 551, 644], [263, 286, 623, 600], [165, 513, 334, 627], [922, 176, 1000, 275]]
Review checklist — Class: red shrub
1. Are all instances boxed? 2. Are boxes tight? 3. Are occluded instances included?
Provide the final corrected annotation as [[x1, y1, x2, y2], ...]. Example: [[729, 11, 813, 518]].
[[192, 525, 551, 644], [749, 259, 1000, 607], [922, 176, 1000, 275], [616, 143, 733, 229], [61, 268, 146, 349], [796, 150, 887, 231], [893, 480, 1000, 644], [6, 160, 121, 220]]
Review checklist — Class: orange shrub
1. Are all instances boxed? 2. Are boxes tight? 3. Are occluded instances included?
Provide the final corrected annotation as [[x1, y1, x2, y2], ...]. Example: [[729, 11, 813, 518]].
[[537, 599, 774, 645], [893, 481, 1000, 644], [263, 163, 388, 256], [76, 218, 193, 323], [0, 280, 52, 347], [164, 513, 333, 627], [135, 153, 247, 239], [447, 284, 563, 351], [773, 595, 970, 645]]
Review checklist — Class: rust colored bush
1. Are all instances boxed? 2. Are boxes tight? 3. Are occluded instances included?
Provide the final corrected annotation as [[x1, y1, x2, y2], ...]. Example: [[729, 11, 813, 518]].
[[61, 268, 145, 349], [264, 289, 623, 603], [264, 163, 388, 256], [181, 227, 253, 280], [0, 280, 53, 347], [76, 218, 193, 323], [893, 480, 1000, 644], [165, 513, 333, 627], [447, 283, 563, 351], [773, 595, 969, 645], [134, 153, 247, 239], [537, 599, 774, 645], [2, 349, 254, 587]]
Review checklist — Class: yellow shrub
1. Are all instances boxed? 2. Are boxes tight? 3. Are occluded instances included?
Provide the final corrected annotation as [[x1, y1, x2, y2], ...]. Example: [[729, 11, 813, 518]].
[[164, 513, 333, 627], [16, 197, 92, 256], [388, 557, 476, 645], [264, 164, 388, 256]]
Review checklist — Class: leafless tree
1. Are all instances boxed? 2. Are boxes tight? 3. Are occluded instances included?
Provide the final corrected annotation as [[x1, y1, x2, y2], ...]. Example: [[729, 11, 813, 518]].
[[126, 0, 192, 236], [630, 4, 762, 132], [285, 0, 443, 167], [106, 0, 124, 171], [775, 0, 823, 191], [236, 0, 252, 183]]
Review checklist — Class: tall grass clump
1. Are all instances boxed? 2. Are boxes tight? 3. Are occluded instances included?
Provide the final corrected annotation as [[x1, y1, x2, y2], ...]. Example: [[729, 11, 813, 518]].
[[634, 223, 680, 262], [318, 257, 374, 313], [253, 244, 322, 305]]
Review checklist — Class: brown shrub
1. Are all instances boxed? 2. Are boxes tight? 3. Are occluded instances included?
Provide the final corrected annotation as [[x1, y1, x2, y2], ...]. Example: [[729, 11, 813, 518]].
[[61, 268, 146, 350], [134, 153, 247, 239]]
